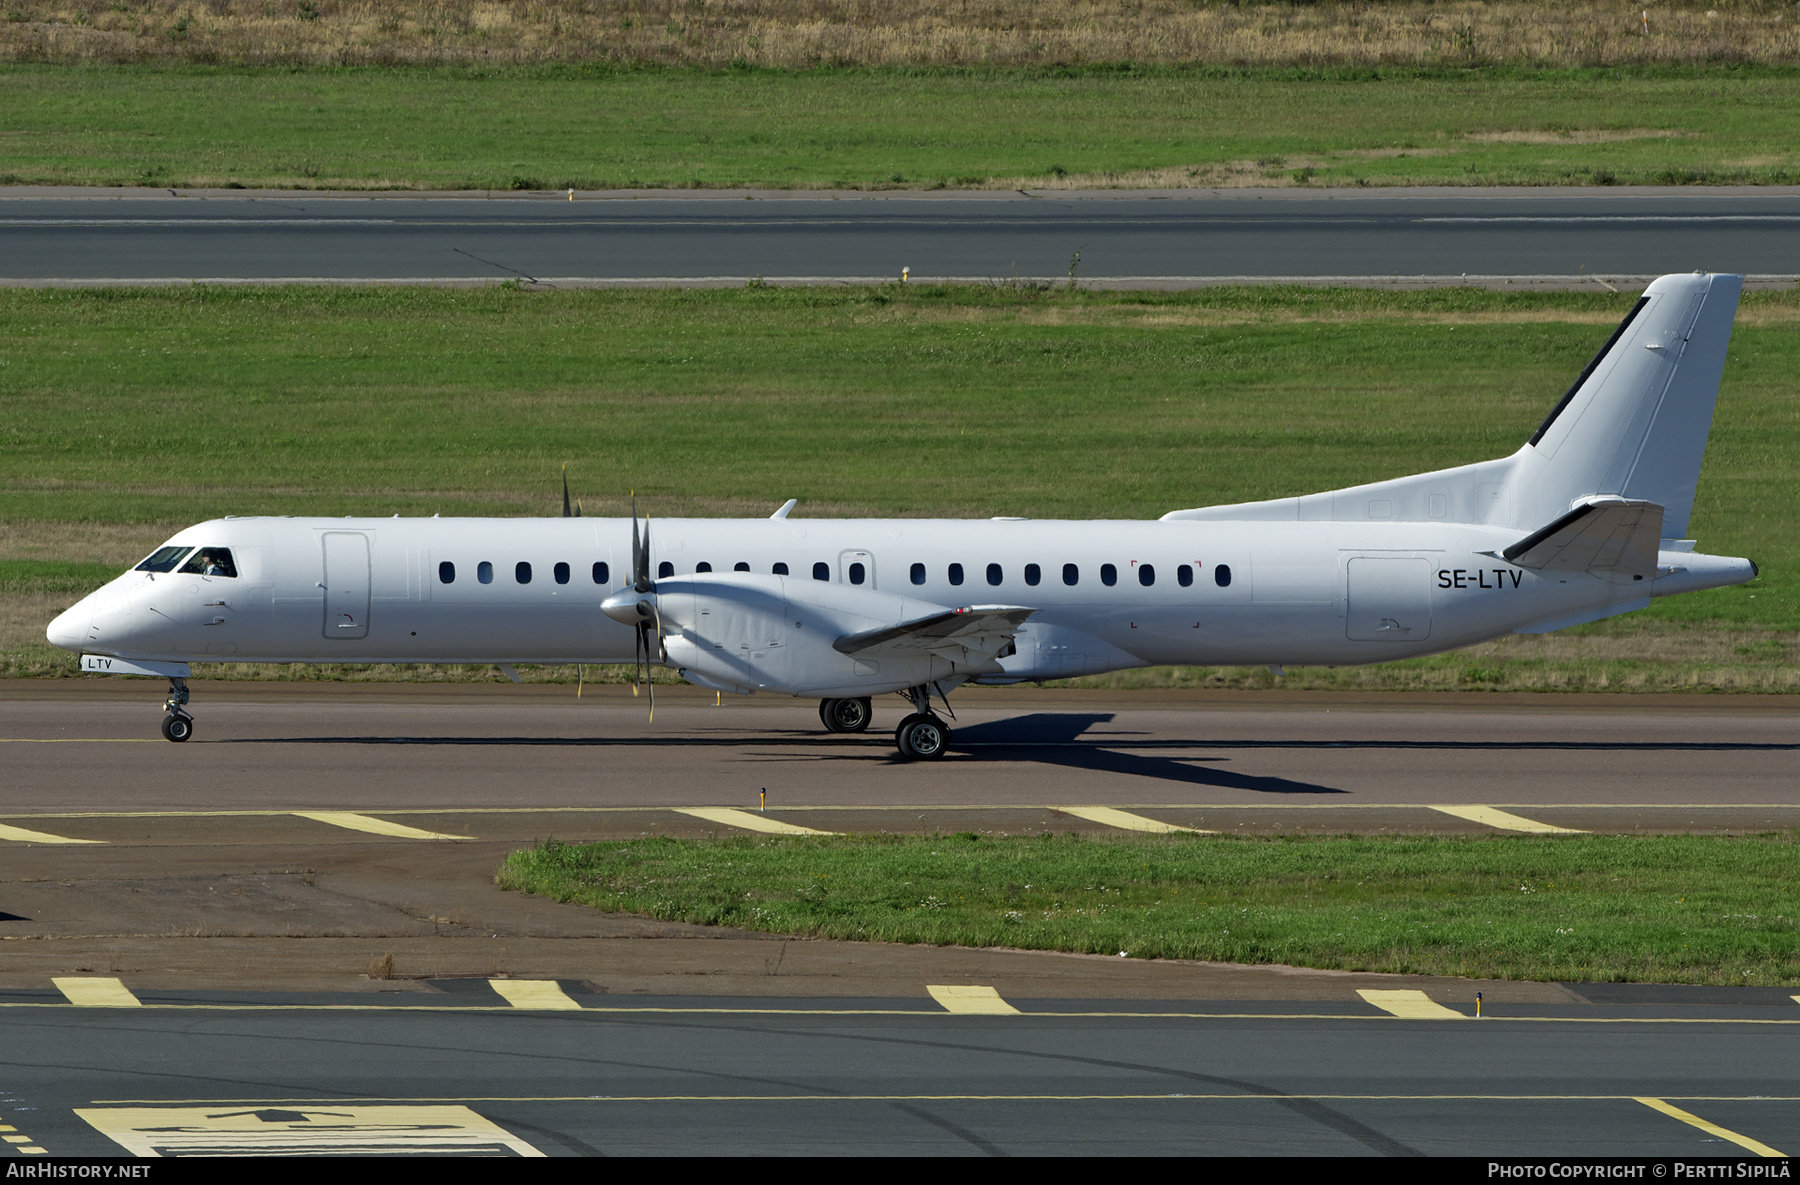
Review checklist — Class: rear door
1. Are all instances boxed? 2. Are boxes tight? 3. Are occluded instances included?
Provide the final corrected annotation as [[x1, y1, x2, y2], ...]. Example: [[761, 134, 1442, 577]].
[[322, 532, 371, 640]]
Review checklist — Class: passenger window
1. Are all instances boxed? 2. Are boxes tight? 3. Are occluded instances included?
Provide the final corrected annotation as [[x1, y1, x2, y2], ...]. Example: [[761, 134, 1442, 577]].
[[516, 561, 532, 584], [1062, 563, 1079, 586], [1178, 564, 1194, 588], [1139, 563, 1155, 587], [478, 561, 494, 584], [848, 562, 866, 585], [1101, 563, 1117, 587], [659, 561, 674, 579], [439, 561, 455, 584], [734, 562, 750, 572], [1025, 563, 1040, 586], [1215, 563, 1232, 588], [910, 562, 925, 585], [812, 561, 829, 581], [135, 546, 192, 573], [179, 547, 237, 578], [593, 561, 610, 584], [773, 562, 789, 576], [948, 563, 964, 587], [554, 562, 570, 585], [696, 562, 713, 573]]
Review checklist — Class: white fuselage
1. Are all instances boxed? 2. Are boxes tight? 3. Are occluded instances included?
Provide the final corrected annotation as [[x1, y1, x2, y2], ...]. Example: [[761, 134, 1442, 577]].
[[48, 513, 1747, 692]]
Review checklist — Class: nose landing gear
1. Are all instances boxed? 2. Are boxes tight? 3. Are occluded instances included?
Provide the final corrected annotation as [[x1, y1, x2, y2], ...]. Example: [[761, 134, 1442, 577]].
[[161, 677, 193, 742]]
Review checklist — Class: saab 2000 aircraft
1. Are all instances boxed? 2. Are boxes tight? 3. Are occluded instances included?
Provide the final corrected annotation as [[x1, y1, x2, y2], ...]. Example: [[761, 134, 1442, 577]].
[[48, 272, 1757, 760]]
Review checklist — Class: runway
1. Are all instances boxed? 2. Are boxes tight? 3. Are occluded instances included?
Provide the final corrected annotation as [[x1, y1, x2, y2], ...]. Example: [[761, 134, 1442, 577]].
[[2, 187, 1799, 284]]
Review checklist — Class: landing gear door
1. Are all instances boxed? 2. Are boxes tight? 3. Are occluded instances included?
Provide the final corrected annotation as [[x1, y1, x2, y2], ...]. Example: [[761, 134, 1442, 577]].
[[322, 532, 371, 640]]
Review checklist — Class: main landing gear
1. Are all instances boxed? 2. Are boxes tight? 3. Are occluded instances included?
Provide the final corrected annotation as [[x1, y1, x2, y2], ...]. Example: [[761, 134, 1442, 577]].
[[818, 686, 954, 761], [161, 677, 193, 743], [818, 696, 873, 733]]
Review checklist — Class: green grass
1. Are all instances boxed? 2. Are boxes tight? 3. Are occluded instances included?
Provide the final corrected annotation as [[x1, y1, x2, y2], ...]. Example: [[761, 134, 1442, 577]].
[[1, 63, 1798, 190], [497, 832, 1800, 986]]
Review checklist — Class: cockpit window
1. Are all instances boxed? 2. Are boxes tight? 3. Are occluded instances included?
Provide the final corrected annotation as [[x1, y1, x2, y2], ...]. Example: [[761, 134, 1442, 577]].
[[178, 547, 237, 578], [135, 546, 192, 573]]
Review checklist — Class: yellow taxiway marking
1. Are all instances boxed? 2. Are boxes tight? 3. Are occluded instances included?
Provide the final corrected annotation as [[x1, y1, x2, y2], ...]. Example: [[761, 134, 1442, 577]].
[[674, 807, 834, 836], [1636, 1097, 1787, 1157], [1357, 990, 1466, 1020], [1057, 806, 1212, 834], [1428, 805, 1584, 834], [77, 1105, 544, 1157], [0, 822, 104, 845], [488, 979, 582, 1011], [53, 977, 142, 1008], [927, 985, 1021, 1015], [291, 811, 465, 840]]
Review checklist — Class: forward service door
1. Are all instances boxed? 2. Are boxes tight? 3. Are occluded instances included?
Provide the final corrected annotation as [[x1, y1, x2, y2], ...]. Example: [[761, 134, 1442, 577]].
[[321, 532, 371, 640]]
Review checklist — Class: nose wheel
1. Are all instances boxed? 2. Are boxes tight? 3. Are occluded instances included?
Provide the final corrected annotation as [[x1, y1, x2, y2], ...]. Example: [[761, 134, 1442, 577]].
[[161, 677, 193, 742], [819, 696, 873, 733]]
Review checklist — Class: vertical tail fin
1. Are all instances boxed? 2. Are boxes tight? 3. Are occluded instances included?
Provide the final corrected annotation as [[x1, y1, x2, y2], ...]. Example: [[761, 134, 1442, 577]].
[[1520, 272, 1741, 540]]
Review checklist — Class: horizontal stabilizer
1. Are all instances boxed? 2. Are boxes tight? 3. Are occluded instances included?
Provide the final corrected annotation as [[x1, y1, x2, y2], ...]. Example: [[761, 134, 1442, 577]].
[[834, 605, 1035, 656], [1501, 498, 1664, 580]]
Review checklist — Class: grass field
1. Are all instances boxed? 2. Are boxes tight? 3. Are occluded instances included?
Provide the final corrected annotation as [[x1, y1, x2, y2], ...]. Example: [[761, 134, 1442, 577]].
[[4, 283, 1795, 687], [6, 2, 1796, 71], [497, 831, 1800, 986], [1, 62, 1798, 190]]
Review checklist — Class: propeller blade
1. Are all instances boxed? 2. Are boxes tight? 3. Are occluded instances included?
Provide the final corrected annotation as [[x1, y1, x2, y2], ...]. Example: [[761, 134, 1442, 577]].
[[562, 466, 572, 518]]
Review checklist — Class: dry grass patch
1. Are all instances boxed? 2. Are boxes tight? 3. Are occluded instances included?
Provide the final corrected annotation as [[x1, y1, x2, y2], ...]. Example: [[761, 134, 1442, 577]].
[[5, 1, 1799, 68], [1464, 128, 1695, 144]]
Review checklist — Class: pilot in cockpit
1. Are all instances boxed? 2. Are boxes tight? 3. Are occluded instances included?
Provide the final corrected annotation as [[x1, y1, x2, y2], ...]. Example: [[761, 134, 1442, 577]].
[[179, 547, 237, 579]]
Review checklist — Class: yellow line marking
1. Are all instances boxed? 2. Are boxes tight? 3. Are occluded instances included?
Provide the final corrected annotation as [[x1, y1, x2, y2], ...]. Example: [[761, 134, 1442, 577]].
[[1057, 806, 1212, 834], [1428, 805, 1585, 834], [77, 1105, 545, 1157], [2, 1136, 30, 1144], [488, 980, 582, 1011], [674, 807, 834, 836], [0, 822, 103, 845], [927, 985, 1021, 1015], [291, 811, 465, 840], [1635, 1097, 1788, 1157], [1356, 990, 1466, 1019], [53, 977, 142, 1008]]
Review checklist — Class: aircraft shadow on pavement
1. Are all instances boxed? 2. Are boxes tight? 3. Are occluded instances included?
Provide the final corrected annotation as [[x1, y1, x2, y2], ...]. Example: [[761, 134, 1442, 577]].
[[948, 713, 1345, 795]]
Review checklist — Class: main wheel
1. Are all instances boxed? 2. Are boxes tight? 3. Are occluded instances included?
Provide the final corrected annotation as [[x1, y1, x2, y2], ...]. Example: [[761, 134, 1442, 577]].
[[161, 713, 193, 743], [894, 713, 950, 761], [820, 696, 873, 733]]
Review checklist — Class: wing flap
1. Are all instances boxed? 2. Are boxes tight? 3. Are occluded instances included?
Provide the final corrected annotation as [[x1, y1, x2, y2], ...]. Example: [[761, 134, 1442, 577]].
[[1501, 498, 1664, 580], [834, 605, 1035, 656]]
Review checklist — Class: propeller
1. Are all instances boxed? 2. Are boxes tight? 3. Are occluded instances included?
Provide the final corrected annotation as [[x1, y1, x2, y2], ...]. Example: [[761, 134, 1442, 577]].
[[601, 498, 664, 721]]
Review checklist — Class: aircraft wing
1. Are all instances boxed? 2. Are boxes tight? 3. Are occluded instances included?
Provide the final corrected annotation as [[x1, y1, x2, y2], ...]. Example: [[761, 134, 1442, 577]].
[[1501, 498, 1664, 580], [833, 606, 1036, 657]]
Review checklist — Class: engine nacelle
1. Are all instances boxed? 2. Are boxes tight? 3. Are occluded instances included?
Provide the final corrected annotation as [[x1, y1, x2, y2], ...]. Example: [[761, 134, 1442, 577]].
[[640, 573, 992, 697]]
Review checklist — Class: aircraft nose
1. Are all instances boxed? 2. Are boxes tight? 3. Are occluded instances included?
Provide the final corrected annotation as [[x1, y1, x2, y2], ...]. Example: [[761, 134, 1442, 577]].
[[45, 600, 90, 651]]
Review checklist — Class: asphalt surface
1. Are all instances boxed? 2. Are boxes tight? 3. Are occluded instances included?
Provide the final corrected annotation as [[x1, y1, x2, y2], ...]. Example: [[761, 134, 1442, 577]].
[[2, 993, 1796, 1157], [3, 187, 1799, 284], [6, 683, 1797, 813], [3, 684, 1795, 1156]]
